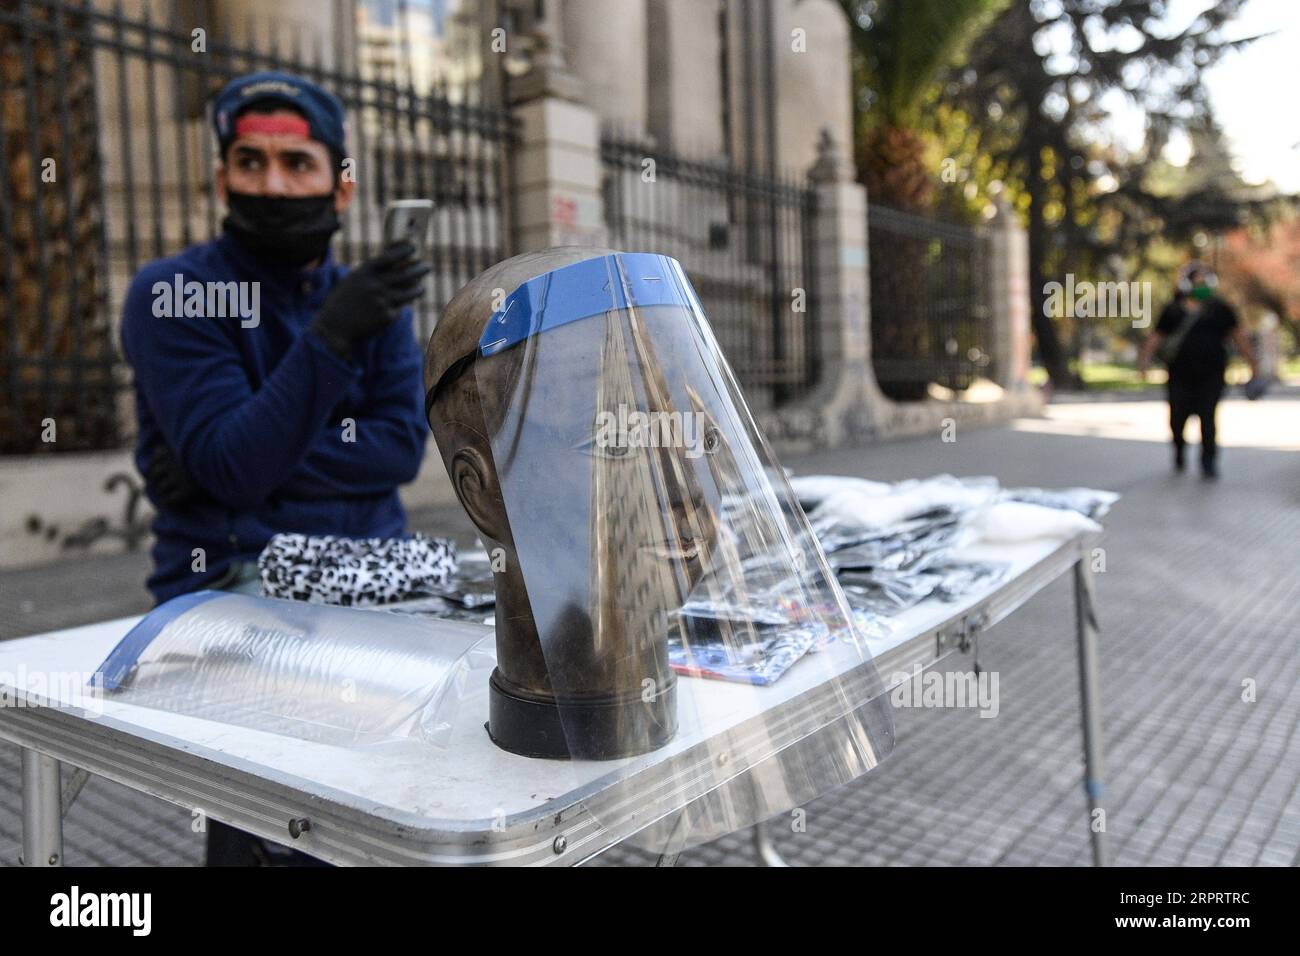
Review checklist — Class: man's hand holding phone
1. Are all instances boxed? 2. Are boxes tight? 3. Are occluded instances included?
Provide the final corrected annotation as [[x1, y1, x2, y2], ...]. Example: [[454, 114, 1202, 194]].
[[310, 240, 430, 360]]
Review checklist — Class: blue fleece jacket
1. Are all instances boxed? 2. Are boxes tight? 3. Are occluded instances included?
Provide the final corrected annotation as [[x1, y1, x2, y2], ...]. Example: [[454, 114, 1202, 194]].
[[120, 234, 427, 603]]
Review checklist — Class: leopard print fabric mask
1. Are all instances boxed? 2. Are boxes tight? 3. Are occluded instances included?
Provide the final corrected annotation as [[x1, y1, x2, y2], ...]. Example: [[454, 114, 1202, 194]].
[[259, 532, 457, 607]]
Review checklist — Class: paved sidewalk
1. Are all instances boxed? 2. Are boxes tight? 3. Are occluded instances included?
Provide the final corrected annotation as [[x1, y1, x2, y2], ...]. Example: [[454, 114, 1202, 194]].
[[2, 391, 1297, 866]]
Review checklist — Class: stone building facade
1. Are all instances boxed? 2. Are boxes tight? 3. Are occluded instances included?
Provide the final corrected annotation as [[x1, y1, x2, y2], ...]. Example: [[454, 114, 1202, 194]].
[[0, 0, 1034, 568]]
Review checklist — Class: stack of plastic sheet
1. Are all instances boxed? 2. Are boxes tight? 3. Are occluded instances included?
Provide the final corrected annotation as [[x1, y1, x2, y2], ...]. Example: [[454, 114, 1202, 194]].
[[97, 592, 495, 747], [789, 473, 1111, 617], [394, 475, 1111, 682], [101, 474, 1115, 739]]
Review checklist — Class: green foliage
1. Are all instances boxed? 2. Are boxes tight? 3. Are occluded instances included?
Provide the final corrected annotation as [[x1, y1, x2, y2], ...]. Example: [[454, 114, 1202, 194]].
[[841, 0, 1009, 129], [842, 0, 1008, 209], [943, 0, 1271, 384], [840, 0, 1282, 385]]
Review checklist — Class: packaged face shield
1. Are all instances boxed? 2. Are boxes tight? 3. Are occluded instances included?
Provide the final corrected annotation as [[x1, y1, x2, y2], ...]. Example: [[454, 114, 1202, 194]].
[[459, 252, 895, 852], [95, 592, 493, 749]]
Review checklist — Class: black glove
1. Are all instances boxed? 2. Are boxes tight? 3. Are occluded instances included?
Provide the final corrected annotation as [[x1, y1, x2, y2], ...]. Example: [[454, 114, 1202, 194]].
[[145, 442, 208, 510], [310, 241, 431, 359]]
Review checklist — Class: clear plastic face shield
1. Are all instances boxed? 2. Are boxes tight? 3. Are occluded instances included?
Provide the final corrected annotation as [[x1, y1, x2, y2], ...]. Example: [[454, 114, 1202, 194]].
[[95, 592, 494, 749], [461, 253, 895, 855]]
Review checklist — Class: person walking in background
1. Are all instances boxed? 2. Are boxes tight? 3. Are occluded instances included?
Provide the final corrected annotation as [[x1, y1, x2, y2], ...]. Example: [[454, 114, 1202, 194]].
[[1139, 261, 1257, 478]]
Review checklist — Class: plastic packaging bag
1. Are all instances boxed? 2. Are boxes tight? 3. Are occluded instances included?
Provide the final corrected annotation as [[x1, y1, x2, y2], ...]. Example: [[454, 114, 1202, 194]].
[[422, 548, 497, 609], [798, 474, 1103, 620], [971, 501, 1101, 543], [97, 591, 493, 748], [807, 474, 999, 531], [1000, 486, 1119, 520]]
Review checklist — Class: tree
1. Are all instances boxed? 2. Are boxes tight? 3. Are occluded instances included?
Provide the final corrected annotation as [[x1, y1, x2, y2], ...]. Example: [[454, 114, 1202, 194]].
[[841, 0, 1007, 210], [951, 0, 1257, 387], [1218, 215, 1300, 351], [840, 0, 1007, 399]]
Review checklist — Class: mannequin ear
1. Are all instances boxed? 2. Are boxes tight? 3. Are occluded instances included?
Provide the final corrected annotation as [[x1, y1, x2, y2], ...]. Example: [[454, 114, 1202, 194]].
[[450, 446, 510, 545]]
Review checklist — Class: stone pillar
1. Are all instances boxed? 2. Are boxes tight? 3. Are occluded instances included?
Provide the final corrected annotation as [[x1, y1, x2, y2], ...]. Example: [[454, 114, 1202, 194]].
[[645, 0, 724, 155], [508, 19, 607, 251], [561, 0, 648, 137], [772, 0, 855, 177], [987, 199, 1032, 391], [758, 129, 886, 450]]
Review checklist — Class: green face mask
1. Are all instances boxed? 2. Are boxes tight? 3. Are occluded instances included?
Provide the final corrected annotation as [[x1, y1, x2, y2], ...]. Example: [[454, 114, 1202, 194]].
[[1191, 284, 1213, 301]]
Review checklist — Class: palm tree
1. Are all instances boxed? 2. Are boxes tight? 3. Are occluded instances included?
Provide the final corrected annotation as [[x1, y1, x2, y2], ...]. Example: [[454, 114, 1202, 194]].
[[841, 0, 1006, 398], [842, 0, 1005, 211]]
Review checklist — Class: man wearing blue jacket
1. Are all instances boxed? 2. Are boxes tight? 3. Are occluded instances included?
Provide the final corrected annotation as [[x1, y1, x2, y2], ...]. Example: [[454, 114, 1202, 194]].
[[122, 71, 429, 604], [120, 71, 429, 864]]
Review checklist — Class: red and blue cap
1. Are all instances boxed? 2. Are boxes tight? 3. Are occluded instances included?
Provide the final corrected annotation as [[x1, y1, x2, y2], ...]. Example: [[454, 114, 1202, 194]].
[[212, 70, 346, 159]]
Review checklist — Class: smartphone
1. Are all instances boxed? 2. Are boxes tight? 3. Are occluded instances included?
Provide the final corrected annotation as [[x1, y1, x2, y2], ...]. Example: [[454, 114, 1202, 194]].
[[383, 199, 434, 258]]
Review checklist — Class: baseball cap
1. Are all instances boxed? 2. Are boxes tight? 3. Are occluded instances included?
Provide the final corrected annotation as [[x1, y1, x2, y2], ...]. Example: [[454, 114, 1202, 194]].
[[212, 70, 346, 159]]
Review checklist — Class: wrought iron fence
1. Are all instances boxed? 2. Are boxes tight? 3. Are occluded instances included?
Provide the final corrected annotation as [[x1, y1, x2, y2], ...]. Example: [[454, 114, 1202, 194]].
[[600, 134, 818, 408], [0, 0, 517, 454], [868, 203, 994, 400]]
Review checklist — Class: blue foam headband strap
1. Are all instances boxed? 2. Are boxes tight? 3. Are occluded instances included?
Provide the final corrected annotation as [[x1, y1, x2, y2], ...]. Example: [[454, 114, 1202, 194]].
[[479, 253, 694, 356]]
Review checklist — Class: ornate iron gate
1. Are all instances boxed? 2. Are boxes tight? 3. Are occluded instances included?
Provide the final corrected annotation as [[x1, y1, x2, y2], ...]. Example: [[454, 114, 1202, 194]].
[[600, 134, 818, 408], [868, 203, 994, 400], [0, 0, 516, 453]]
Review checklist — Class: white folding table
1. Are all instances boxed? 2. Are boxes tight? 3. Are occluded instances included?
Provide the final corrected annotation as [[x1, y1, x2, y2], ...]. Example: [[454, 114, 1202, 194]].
[[0, 530, 1106, 867]]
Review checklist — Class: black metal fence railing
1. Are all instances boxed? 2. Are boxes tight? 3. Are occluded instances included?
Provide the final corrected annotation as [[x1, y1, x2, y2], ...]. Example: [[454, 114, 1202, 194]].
[[0, 0, 517, 454], [600, 134, 818, 408], [868, 203, 994, 401]]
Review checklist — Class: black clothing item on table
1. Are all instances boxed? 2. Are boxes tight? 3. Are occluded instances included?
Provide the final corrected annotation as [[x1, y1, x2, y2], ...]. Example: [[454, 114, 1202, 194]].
[[1154, 296, 1238, 383]]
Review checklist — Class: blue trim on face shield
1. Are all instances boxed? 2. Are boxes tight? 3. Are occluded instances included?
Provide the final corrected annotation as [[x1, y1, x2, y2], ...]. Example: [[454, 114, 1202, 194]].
[[94, 590, 223, 691], [479, 253, 699, 356]]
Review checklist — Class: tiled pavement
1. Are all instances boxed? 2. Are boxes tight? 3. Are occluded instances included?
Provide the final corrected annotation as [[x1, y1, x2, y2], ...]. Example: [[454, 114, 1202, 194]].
[[2, 391, 1297, 866]]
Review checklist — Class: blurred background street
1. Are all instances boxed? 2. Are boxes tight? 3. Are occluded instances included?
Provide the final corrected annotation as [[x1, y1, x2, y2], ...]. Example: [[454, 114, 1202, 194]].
[[4, 390, 1296, 866]]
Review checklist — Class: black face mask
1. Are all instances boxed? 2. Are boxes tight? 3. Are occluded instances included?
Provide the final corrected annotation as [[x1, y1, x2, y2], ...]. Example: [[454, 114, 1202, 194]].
[[222, 191, 340, 269]]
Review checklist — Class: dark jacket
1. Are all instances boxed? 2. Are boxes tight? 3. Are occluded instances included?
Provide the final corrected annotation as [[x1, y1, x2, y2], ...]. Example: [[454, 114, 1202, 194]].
[[120, 234, 427, 602], [1155, 295, 1239, 384]]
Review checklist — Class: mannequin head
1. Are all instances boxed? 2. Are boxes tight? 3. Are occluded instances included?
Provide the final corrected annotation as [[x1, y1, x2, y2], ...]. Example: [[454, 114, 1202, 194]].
[[424, 247, 681, 758]]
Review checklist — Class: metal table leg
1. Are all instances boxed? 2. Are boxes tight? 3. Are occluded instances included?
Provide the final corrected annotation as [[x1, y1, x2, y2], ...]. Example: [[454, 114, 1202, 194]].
[[753, 821, 790, 867], [1073, 559, 1108, 867], [660, 821, 789, 867], [653, 810, 692, 867], [20, 749, 64, 867]]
